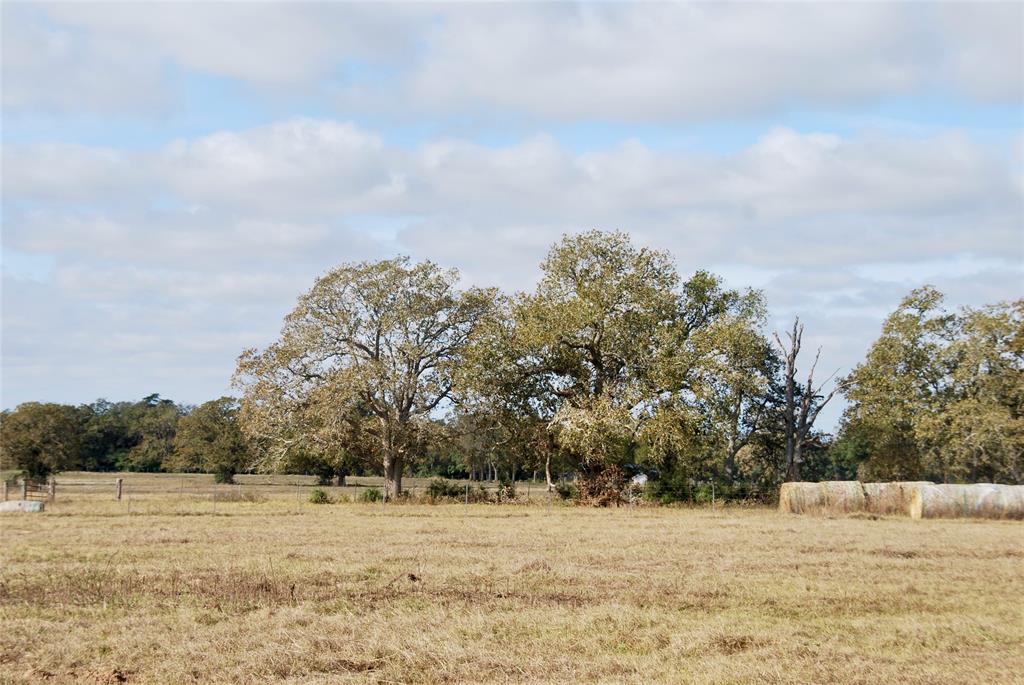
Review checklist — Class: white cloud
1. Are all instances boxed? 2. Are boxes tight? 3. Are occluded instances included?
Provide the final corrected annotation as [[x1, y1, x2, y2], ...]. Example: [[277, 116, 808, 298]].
[[0, 5, 169, 114], [4, 3, 1020, 118], [159, 120, 404, 215], [6, 120, 1021, 276]]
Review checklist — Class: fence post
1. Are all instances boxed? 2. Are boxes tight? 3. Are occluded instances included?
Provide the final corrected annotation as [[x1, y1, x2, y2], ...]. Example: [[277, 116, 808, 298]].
[[48, 479, 56, 502], [2, 480, 7, 501], [116, 478, 123, 501], [22, 481, 28, 500]]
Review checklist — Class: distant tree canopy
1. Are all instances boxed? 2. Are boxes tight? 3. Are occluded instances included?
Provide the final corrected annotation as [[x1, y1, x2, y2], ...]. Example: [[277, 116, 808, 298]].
[[168, 397, 249, 483], [0, 402, 84, 479], [2, 232, 1020, 496], [841, 288, 1023, 484]]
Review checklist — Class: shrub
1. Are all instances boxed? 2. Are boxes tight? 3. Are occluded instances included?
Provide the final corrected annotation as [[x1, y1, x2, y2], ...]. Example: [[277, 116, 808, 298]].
[[426, 478, 463, 501], [577, 466, 627, 506], [495, 479, 517, 502], [554, 482, 576, 500], [308, 488, 332, 504], [213, 467, 236, 484], [360, 487, 383, 502]]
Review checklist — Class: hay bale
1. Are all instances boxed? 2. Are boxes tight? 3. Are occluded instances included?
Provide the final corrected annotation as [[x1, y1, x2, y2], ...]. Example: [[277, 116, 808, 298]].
[[778, 482, 824, 514], [863, 481, 933, 516], [909, 483, 1024, 520], [779, 481, 864, 514], [821, 481, 865, 513]]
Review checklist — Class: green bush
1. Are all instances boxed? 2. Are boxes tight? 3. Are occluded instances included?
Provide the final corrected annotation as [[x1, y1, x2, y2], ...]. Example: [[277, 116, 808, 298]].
[[554, 482, 576, 500], [360, 487, 383, 502], [308, 488, 332, 504], [213, 466, 236, 484], [426, 478, 463, 500]]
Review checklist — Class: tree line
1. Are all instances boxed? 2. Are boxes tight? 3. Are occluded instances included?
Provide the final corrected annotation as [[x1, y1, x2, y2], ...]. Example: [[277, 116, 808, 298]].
[[3, 231, 1021, 500]]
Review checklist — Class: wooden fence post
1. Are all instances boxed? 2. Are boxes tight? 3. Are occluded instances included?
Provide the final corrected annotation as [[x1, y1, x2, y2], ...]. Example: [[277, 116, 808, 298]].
[[1, 480, 7, 501], [116, 478, 123, 501], [48, 479, 56, 502], [22, 481, 28, 500]]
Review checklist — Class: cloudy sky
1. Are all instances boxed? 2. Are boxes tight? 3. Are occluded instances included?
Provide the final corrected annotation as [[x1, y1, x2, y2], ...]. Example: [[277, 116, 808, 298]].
[[2, 2, 1022, 428]]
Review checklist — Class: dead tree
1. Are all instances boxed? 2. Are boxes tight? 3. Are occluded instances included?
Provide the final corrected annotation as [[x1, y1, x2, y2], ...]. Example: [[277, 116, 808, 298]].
[[773, 317, 841, 481]]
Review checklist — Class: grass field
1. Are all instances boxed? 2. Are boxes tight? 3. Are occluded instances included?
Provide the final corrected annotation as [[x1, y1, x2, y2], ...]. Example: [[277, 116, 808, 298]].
[[1, 485, 1022, 684]]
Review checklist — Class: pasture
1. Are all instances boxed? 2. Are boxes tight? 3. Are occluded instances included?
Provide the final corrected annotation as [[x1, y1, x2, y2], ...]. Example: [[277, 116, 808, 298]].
[[1, 479, 1022, 684]]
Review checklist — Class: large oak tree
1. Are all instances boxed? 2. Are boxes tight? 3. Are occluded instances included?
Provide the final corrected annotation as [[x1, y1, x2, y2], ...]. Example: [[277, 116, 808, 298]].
[[234, 257, 494, 499], [464, 230, 770, 491]]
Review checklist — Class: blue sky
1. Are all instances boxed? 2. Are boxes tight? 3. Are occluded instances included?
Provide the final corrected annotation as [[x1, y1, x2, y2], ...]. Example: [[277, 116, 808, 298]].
[[2, 2, 1022, 430]]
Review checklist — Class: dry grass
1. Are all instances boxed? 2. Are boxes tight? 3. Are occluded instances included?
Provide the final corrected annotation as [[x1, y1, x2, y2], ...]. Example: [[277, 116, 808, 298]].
[[1, 493, 1022, 684]]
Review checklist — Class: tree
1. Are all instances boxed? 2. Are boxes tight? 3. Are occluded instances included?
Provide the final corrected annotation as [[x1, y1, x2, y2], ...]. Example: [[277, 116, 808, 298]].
[[169, 397, 251, 483], [0, 402, 85, 479], [689, 307, 777, 483], [464, 230, 684, 488], [773, 317, 842, 481], [843, 287, 955, 480], [234, 257, 495, 500], [119, 394, 184, 472], [463, 230, 767, 499], [78, 399, 136, 471], [842, 287, 1023, 484], [929, 301, 1023, 482]]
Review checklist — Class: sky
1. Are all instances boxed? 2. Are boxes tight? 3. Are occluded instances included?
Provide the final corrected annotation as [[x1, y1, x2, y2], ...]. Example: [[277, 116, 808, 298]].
[[2, 1, 1022, 430]]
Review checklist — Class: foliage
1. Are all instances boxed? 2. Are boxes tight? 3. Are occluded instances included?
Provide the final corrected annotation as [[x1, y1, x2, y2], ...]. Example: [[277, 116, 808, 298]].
[[308, 488, 332, 504], [576, 465, 627, 506], [234, 257, 495, 500], [117, 394, 184, 472], [426, 478, 463, 500], [843, 288, 1023, 483], [494, 478, 516, 502], [463, 230, 771, 492], [169, 397, 250, 484], [0, 403, 85, 478], [359, 487, 383, 502], [554, 482, 576, 500]]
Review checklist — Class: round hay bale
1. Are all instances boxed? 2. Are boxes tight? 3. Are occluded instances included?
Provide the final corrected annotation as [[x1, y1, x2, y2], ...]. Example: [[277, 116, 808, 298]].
[[910, 483, 1024, 520], [863, 481, 933, 516], [778, 482, 824, 514], [779, 481, 864, 515], [974, 484, 1024, 520], [820, 481, 865, 513]]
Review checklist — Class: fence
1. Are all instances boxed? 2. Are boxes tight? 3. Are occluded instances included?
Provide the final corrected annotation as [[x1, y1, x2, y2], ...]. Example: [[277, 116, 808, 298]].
[[16, 472, 773, 512], [2, 478, 57, 503]]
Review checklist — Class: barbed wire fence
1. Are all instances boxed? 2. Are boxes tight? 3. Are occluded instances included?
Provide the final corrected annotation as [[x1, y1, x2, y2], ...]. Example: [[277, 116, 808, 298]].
[[1, 473, 775, 513]]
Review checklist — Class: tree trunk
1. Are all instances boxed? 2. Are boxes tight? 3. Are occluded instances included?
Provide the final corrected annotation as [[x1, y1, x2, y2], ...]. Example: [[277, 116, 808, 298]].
[[725, 435, 737, 483], [384, 456, 403, 501], [787, 442, 802, 482], [545, 452, 555, 492]]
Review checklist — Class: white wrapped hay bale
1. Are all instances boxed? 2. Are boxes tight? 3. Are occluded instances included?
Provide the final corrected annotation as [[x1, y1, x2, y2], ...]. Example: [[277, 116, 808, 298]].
[[909, 483, 1024, 520], [863, 481, 933, 516], [779, 481, 865, 514]]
